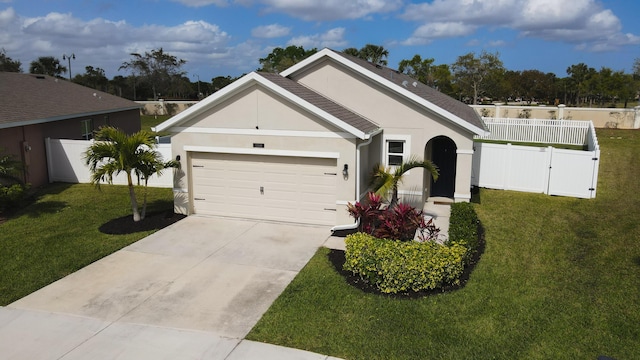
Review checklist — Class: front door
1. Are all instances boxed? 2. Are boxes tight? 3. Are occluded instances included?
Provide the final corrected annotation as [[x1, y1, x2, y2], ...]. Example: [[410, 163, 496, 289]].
[[430, 136, 457, 198]]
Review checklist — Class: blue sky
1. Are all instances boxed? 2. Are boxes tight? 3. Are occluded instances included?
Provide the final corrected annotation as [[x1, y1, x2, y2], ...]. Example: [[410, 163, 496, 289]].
[[2, 0, 639, 81]]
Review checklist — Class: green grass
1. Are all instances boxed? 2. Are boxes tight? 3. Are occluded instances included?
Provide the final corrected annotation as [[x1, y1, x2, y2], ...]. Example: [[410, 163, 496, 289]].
[[247, 128, 640, 359], [141, 114, 171, 132], [0, 183, 173, 305], [474, 139, 587, 151]]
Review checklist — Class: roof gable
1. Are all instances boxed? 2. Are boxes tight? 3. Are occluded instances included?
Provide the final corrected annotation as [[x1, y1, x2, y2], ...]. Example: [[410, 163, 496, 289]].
[[155, 72, 380, 139], [0, 72, 139, 129], [281, 48, 487, 136]]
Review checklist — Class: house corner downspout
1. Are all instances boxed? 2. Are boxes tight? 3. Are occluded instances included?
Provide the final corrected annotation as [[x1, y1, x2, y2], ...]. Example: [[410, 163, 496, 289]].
[[330, 132, 377, 233]]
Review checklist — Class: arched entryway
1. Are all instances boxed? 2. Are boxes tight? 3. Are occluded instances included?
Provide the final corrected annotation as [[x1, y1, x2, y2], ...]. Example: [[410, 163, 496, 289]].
[[425, 136, 457, 198]]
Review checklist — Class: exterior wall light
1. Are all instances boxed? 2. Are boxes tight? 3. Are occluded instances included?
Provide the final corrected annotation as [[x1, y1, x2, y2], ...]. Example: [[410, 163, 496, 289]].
[[342, 164, 349, 178]]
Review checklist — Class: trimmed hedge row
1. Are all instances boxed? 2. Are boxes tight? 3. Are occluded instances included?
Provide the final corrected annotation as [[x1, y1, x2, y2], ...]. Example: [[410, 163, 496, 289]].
[[343, 202, 481, 294], [448, 202, 480, 262]]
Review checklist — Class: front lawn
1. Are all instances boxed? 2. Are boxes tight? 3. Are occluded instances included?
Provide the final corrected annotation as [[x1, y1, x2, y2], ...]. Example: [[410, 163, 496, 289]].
[[0, 183, 174, 305], [247, 128, 640, 359]]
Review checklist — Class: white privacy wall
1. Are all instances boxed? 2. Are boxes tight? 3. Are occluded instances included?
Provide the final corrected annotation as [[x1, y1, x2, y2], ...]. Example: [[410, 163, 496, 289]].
[[45, 138, 173, 188], [472, 142, 599, 199]]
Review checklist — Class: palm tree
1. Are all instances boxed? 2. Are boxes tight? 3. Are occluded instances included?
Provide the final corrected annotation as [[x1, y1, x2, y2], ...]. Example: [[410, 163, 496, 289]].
[[359, 44, 389, 66], [84, 126, 177, 222], [136, 150, 179, 220], [370, 157, 439, 208], [342, 47, 360, 57]]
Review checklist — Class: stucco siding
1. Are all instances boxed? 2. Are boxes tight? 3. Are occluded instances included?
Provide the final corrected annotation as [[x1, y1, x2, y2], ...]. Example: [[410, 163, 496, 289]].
[[180, 86, 345, 133], [293, 61, 475, 201], [168, 84, 360, 224]]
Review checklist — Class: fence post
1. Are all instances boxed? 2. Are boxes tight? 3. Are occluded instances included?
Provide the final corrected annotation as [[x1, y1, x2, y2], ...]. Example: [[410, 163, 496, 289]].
[[558, 104, 565, 120], [45, 137, 54, 183], [634, 106, 640, 129]]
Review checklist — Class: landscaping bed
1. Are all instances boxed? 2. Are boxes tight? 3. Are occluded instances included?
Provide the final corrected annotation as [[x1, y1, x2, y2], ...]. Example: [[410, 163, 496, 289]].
[[341, 202, 483, 295]]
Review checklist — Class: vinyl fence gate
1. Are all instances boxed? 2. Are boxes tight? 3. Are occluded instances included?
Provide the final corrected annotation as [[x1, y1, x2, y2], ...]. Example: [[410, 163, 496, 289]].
[[472, 118, 600, 199]]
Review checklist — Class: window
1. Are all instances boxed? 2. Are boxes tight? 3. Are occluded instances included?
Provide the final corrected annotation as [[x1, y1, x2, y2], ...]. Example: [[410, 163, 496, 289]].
[[81, 119, 93, 140], [387, 141, 404, 166], [384, 135, 410, 167]]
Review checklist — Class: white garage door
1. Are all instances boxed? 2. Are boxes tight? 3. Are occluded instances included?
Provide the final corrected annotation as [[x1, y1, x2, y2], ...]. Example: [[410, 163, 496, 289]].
[[191, 152, 338, 225]]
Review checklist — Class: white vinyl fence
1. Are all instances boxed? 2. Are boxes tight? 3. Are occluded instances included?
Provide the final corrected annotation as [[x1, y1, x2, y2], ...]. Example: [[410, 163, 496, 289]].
[[477, 118, 592, 146], [45, 138, 173, 188], [472, 119, 600, 199]]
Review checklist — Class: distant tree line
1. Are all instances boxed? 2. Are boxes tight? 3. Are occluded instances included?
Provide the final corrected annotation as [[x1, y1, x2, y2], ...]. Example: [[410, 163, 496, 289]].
[[2, 45, 639, 107]]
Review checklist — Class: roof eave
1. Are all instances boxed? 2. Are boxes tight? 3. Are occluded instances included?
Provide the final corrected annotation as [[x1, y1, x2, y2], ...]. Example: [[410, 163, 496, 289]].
[[0, 106, 141, 130], [156, 71, 372, 140], [281, 49, 487, 137]]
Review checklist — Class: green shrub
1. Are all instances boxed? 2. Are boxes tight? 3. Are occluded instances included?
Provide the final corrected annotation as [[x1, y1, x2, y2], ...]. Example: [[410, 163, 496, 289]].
[[164, 103, 178, 116], [0, 183, 30, 212], [448, 202, 480, 258], [344, 233, 467, 294]]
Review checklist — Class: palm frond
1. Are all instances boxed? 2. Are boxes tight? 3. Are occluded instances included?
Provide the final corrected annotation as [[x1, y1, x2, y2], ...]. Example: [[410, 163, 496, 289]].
[[395, 155, 439, 181]]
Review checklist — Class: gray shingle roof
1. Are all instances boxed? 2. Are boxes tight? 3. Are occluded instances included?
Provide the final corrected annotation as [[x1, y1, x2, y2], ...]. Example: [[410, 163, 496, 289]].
[[256, 72, 380, 135], [0, 72, 140, 129], [329, 49, 485, 131]]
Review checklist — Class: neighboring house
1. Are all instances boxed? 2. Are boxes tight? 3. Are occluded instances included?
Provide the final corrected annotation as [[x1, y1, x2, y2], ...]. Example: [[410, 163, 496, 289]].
[[0, 72, 140, 187], [154, 48, 487, 228]]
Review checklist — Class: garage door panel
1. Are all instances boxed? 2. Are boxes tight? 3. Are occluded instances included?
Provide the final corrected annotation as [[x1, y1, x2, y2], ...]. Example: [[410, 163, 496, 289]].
[[191, 152, 337, 225]]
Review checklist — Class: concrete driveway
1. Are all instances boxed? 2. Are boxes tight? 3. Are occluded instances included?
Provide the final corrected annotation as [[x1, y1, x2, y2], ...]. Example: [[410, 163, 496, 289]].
[[1, 216, 339, 359]]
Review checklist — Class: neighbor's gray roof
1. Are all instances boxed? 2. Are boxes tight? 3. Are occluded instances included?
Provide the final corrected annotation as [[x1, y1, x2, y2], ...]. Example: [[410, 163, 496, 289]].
[[256, 72, 380, 135], [329, 49, 486, 131], [0, 72, 140, 129]]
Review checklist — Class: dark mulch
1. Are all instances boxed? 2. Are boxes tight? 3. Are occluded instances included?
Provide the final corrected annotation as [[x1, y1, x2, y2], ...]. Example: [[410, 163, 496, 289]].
[[99, 210, 186, 235], [328, 223, 485, 299]]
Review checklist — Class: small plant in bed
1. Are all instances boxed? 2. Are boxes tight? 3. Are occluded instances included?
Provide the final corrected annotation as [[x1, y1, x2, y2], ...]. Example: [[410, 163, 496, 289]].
[[343, 193, 482, 295]]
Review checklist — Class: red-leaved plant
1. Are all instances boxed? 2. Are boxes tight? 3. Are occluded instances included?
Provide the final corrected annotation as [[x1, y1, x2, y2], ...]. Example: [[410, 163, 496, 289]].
[[347, 192, 439, 242]]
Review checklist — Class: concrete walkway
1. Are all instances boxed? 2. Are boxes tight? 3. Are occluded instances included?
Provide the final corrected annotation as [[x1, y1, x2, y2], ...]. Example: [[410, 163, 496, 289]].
[[1, 216, 342, 360]]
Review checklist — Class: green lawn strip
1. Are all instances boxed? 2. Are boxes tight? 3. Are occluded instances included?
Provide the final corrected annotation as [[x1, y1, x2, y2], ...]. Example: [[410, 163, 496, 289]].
[[141, 115, 171, 133], [0, 183, 173, 305], [247, 128, 640, 359], [474, 139, 586, 150]]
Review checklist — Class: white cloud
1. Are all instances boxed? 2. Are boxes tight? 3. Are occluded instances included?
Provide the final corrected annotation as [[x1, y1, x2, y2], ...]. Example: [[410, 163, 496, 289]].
[[287, 27, 348, 49], [400, 0, 640, 51], [402, 22, 476, 45], [171, 0, 402, 20], [0, 7, 235, 78], [487, 40, 506, 47], [401, 0, 519, 24], [257, 0, 402, 21], [251, 23, 291, 38], [171, 0, 230, 7]]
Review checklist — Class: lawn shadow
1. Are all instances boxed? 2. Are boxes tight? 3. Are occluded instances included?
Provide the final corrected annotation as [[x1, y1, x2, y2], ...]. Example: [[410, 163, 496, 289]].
[[633, 256, 640, 268], [37, 182, 74, 196], [0, 183, 74, 222], [99, 209, 185, 235], [22, 201, 67, 218], [470, 186, 481, 204], [144, 198, 175, 212]]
